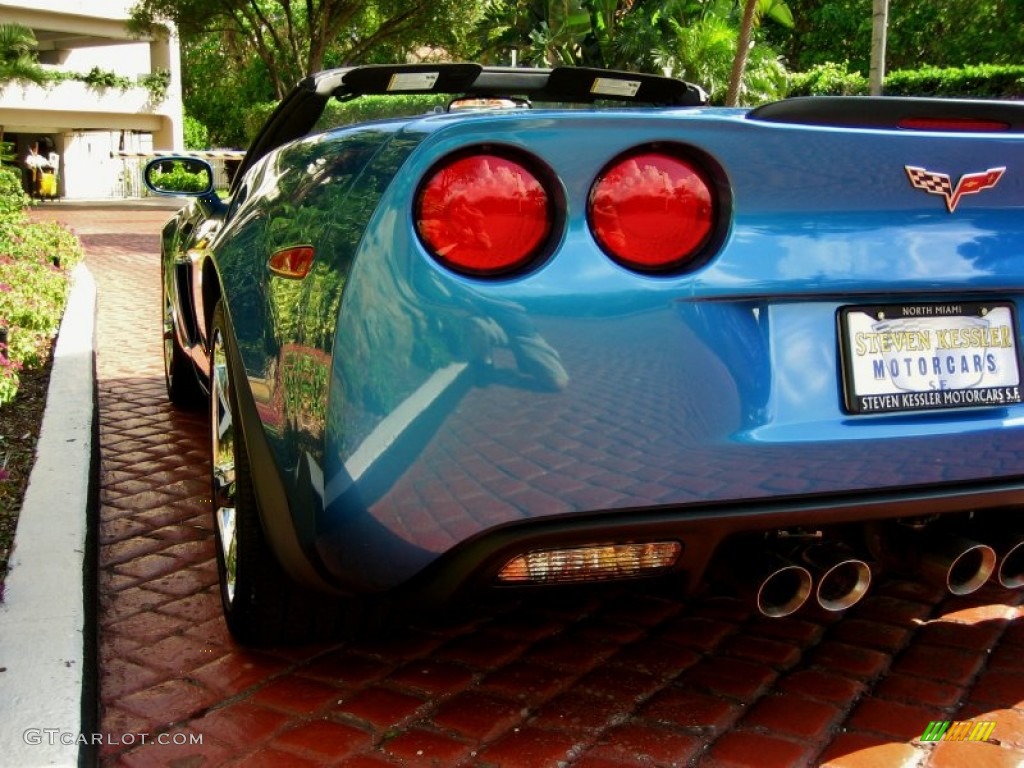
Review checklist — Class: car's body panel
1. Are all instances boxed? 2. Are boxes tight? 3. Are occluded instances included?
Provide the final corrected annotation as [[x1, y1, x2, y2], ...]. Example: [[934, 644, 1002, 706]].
[[300, 109, 1024, 588], [149, 66, 1024, 615]]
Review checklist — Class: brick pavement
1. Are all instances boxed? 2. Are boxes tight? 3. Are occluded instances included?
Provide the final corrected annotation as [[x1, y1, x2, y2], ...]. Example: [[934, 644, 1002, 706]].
[[29, 203, 1024, 768]]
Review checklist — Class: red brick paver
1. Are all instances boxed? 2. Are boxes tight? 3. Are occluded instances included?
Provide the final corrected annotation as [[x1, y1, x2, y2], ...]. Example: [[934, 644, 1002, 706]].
[[30, 203, 1024, 767]]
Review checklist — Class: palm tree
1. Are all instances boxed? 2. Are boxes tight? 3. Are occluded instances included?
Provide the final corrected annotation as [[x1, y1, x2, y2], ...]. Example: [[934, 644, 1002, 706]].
[[0, 23, 46, 86], [726, 0, 793, 105], [726, 0, 758, 105], [869, 0, 889, 95]]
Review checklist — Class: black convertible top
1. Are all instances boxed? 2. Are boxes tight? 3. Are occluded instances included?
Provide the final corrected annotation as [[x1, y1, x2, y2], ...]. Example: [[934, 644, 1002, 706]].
[[236, 64, 707, 189]]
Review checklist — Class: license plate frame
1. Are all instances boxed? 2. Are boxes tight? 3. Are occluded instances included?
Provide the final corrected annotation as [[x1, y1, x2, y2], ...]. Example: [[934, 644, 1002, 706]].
[[838, 301, 1023, 415]]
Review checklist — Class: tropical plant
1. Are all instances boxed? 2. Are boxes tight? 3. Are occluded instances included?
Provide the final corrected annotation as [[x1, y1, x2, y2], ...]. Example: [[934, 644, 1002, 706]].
[[473, 0, 791, 105], [0, 23, 45, 86]]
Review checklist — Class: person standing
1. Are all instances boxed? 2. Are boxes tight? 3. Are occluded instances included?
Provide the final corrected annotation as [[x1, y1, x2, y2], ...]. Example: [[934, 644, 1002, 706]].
[[23, 142, 57, 199]]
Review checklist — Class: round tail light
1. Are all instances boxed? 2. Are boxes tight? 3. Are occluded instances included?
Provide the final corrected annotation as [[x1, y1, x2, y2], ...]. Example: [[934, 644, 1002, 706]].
[[588, 149, 717, 272], [415, 151, 555, 277]]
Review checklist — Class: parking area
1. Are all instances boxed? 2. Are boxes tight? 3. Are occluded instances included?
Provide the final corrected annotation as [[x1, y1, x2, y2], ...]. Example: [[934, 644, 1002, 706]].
[[28, 203, 1024, 768]]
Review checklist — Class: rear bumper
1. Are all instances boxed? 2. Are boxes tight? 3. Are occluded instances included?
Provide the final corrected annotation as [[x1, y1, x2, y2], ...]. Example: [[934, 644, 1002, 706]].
[[313, 468, 1024, 602], [397, 477, 1024, 604]]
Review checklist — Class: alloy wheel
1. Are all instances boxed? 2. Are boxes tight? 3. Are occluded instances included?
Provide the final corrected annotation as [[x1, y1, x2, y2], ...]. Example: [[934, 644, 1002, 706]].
[[210, 327, 238, 605]]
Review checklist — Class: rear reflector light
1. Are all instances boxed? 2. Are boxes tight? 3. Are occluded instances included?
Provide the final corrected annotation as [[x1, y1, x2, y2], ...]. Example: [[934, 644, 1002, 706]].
[[415, 152, 554, 276], [898, 117, 1010, 132], [589, 149, 715, 272], [268, 246, 315, 279], [496, 541, 682, 585]]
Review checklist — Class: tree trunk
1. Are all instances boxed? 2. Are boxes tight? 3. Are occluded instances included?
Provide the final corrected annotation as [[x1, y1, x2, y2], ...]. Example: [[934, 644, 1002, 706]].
[[726, 0, 758, 106], [870, 0, 889, 95]]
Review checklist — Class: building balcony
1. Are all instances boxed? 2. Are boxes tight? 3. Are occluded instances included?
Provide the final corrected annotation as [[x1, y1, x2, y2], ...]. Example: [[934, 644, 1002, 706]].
[[0, 78, 177, 130]]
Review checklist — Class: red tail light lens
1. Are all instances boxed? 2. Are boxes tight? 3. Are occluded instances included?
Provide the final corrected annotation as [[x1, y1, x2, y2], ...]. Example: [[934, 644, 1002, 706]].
[[415, 151, 554, 276], [589, 149, 716, 272]]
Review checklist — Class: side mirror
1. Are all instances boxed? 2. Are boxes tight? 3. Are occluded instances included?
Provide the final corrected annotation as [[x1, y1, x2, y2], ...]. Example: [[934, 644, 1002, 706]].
[[144, 157, 215, 196]]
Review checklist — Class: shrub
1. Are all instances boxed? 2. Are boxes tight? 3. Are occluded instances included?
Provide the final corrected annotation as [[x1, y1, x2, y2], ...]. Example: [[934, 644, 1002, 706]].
[[0, 166, 83, 406], [788, 62, 1024, 99], [788, 62, 868, 97], [0, 165, 30, 220], [148, 161, 208, 193], [183, 114, 210, 150], [883, 64, 1024, 99]]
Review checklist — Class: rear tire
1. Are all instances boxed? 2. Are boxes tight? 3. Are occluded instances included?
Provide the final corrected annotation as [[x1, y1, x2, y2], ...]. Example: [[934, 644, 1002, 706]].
[[163, 282, 204, 408], [209, 300, 342, 645]]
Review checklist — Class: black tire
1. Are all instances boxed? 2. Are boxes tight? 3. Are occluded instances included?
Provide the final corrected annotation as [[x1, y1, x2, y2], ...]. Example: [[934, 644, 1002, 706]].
[[163, 282, 204, 408], [209, 300, 344, 645]]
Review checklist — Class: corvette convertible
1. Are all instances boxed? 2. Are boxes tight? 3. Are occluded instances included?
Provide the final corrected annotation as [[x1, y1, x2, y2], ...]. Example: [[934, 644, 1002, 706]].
[[146, 63, 1024, 644]]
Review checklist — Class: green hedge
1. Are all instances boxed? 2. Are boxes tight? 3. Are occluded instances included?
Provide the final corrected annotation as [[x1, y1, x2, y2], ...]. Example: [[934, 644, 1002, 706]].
[[244, 94, 453, 144], [148, 161, 209, 193], [0, 165, 83, 406], [789, 63, 1024, 99]]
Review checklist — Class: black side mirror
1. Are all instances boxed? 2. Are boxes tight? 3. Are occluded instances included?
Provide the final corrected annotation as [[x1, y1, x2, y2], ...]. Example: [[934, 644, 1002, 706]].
[[144, 157, 215, 196]]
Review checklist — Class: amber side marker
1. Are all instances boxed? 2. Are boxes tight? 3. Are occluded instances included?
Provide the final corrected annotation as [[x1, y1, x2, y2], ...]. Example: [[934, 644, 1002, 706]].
[[496, 541, 682, 584]]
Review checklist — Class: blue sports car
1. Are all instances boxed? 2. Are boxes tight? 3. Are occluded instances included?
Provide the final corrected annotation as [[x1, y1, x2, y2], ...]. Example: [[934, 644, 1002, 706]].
[[146, 64, 1024, 644]]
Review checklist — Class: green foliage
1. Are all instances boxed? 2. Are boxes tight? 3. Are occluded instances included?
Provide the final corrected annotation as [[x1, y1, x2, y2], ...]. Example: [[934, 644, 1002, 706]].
[[44, 66, 151, 94], [788, 62, 1024, 99], [473, 0, 790, 104], [0, 166, 29, 219], [0, 166, 83, 406], [655, 14, 788, 105], [883, 65, 1024, 100], [0, 23, 46, 85], [183, 114, 211, 150], [80, 66, 134, 90], [244, 94, 448, 145], [316, 95, 450, 131], [178, 32, 274, 148], [132, 0, 479, 104], [139, 68, 171, 102], [149, 161, 209, 192], [776, 0, 1024, 75], [787, 61, 868, 96]]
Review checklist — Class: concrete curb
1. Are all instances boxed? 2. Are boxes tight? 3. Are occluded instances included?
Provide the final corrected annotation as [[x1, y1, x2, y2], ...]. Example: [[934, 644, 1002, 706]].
[[0, 263, 96, 767]]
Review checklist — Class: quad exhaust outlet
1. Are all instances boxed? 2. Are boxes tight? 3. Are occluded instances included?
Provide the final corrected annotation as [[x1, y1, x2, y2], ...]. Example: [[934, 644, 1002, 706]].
[[719, 538, 871, 618], [717, 520, 1024, 618]]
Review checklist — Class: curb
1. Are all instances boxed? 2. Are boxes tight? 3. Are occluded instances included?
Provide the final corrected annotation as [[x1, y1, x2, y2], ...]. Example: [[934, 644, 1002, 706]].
[[0, 263, 97, 767]]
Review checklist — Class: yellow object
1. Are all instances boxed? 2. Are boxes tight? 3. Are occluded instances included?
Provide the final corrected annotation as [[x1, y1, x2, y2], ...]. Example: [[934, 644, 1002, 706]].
[[38, 171, 57, 198]]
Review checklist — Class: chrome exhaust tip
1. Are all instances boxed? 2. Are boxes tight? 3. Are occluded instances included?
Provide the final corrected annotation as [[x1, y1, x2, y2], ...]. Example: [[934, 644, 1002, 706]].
[[920, 534, 996, 595], [996, 540, 1024, 589], [751, 552, 813, 618], [799, 543, 872, 612]]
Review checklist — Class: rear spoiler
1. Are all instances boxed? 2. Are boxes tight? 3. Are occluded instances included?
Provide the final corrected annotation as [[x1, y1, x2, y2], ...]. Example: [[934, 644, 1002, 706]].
[[748, 96, 1024, 132], [313, 64, 708, 108]]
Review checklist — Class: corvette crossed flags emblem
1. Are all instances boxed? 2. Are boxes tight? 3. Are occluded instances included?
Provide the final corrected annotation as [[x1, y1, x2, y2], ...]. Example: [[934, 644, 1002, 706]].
[[905, 165, 1006, 212]]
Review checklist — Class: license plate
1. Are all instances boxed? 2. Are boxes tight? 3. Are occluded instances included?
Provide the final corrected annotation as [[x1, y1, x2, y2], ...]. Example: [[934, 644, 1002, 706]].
[[838, 302, 1023, 414]]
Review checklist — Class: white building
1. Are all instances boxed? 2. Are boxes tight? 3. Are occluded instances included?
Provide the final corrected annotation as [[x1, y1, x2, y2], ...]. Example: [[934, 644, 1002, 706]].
[[0, 0, 184, 199]]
